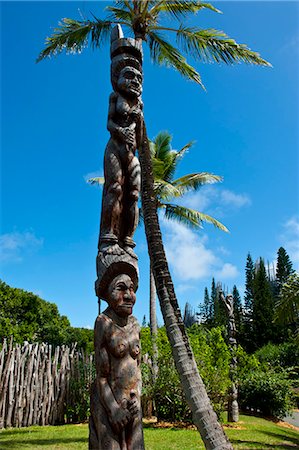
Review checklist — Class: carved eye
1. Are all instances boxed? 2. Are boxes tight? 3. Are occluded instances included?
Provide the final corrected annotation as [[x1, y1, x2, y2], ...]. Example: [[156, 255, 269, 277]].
[[125, 71, 135, 80]]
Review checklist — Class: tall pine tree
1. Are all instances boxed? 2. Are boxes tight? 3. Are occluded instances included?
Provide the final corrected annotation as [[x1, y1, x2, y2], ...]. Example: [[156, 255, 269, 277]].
[[232, 285, 243, 336], [213, 281, 227, 328], [252, 258, 275, 350], [244, 253, 254, 316], [242, 253, 254, 349], [200, 287, 214, 327], [276, 247, 294, 287]]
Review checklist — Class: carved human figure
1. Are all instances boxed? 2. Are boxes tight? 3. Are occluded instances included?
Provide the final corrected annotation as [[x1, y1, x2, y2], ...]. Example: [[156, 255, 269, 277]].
[[221, 293, 236, 339], [89, 273, 144, 450], [220, 291, 239, 422], [99, 55, 143, 257]]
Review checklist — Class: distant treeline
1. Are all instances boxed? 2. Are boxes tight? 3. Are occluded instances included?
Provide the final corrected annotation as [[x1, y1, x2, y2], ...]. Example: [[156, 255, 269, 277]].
[[0, 281, 94, 352], [198, 246, 297, 352]]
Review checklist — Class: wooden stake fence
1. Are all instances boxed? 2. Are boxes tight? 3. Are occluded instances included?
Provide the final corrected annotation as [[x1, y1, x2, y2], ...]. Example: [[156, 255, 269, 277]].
[[0, 338, 94, 428]]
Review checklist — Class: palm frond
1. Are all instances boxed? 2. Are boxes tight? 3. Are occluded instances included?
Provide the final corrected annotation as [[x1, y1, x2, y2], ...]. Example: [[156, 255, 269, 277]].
[[152, 1, 221, 20], [173, 172, 222, 194], [152, 157, 166, 179], [175, 141, 195, 162], [163, 204, 228, 231], [37, 18, 113, 62], [105, 6, 133, 23], [148, 31, 205, 87], [177, 27, 271, 66], [87, 177, 105, 185], [151, 131, 179, 183], [154, 180, 182, 201], [153, 131, 172, 159]]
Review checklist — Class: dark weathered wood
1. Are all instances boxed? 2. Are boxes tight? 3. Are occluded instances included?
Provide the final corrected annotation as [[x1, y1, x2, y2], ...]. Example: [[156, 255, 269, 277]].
[[0, 339, 94, 429], [220, 292, 239, 423], [90, 24, 144, 450]]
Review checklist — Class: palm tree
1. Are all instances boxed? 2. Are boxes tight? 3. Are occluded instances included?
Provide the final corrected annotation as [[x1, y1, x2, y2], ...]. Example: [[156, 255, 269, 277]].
[[38, 2, 270, 448], [148, 131, 228, 381]]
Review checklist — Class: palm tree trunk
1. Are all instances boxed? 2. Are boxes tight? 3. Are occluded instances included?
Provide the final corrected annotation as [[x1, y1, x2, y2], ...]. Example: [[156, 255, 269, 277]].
[[150, 265, 158, 382], [139, 123, 233, 450]]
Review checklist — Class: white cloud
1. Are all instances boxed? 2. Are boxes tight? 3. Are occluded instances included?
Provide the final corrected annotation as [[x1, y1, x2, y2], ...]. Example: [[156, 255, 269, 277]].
[[161, 219, 238, 282], [216, 263, 239, 279], [176, 284, 197, 294], [280, 217, 299, 269], [220, 190, 251, 208], [180, 186, 251, 216], [0, 230, 43, 263]]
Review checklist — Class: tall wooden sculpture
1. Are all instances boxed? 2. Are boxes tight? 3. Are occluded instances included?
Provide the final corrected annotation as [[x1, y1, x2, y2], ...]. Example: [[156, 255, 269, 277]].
[[89, 25, 145, 450], [220, 292, 239, 423]]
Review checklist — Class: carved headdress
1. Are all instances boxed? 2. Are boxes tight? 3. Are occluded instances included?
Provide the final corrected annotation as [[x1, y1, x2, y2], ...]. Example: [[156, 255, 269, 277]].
[[110, 24, 143, 92]]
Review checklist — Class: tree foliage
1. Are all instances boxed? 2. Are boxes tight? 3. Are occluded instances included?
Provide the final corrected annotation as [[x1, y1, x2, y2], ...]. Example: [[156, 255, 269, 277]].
[[0, 280, 93, 351], [276, 247, 294, 287], [274, 272, 299, 341], [37, 1, 270, 89]]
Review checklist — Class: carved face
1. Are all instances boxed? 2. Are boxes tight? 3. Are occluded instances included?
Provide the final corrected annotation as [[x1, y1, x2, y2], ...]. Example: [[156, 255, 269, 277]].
[[107, 274, 136, 317], [117, 67, 142, 97]]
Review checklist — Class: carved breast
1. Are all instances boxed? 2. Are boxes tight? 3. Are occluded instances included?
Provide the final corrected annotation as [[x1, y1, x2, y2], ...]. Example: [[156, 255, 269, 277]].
[[129, 340, 140, 359], [109, 330, 129, 358]]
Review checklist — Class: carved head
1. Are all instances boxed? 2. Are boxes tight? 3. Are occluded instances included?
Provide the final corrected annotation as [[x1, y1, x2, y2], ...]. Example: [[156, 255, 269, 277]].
[[117, 66, 143, 98], [107, 274, 136, 317]]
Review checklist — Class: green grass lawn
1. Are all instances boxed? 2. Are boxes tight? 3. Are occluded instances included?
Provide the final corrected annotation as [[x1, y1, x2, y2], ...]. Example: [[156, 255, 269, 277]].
[[0, 415, 298, 449]]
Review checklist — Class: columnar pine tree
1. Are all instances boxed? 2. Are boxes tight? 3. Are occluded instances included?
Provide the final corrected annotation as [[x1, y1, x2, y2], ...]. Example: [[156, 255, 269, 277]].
[[232, 285, 243, 337], [210, 278, 217, 326], [252, 258, 275, 350], [213, 282, 227, 328], [183, 302, 198, 328], [200, 287, 213, 327], [276, 247, 294, 288], [242, 253, 254, 349]]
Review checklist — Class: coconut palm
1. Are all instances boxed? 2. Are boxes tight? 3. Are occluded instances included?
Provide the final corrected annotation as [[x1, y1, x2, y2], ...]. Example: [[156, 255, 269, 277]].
[[148, 131, 228, 380], [38, 3, 270, 448]]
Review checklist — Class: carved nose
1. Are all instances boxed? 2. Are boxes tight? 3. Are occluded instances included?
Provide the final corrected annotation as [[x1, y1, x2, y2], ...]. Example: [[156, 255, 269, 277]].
[[124, 290, 131, 299]]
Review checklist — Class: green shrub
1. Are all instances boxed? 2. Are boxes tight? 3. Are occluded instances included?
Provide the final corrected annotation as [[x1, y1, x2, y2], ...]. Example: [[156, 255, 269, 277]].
[[66, 358, 95, 423], [154, 356, 192, 422], [239, 369, 295, 418], [254, 342, 299, 370], [144, 325, 233, 422]]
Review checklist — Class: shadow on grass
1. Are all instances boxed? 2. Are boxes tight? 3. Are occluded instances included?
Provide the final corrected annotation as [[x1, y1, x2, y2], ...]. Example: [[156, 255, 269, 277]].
[[0, 437, 87, 448], [230, 439, 298, 449], [0, 429, 40, 436], [260, 430, 299, 447]]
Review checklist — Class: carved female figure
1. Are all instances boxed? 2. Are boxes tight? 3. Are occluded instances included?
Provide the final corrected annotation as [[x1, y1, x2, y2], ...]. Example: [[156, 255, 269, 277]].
[[89, 273, 144, 450]]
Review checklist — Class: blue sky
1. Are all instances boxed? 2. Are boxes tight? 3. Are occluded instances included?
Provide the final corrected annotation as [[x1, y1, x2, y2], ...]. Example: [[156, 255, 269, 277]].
[[1, 1, 298, 328]]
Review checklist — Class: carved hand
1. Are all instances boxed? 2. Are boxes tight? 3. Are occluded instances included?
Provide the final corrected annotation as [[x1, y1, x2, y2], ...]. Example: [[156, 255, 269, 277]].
[[124, 124, 136, 146], [127, 393, 138, 418], [109, 405, 131, 435]]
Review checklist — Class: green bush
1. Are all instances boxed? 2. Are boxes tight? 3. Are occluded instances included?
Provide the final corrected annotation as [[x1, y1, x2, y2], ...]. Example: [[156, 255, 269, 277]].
[[66, 358, 95, 423], [154, 356, 192, 422], [254, 342, 299, 370], [143, 325, 233, 422], [239, 369, 295, 418]]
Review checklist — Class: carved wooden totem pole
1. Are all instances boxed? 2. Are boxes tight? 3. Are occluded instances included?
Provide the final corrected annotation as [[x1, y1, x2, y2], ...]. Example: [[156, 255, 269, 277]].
[[89, 25, 145, 450], [220, 292, 239, 423]]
